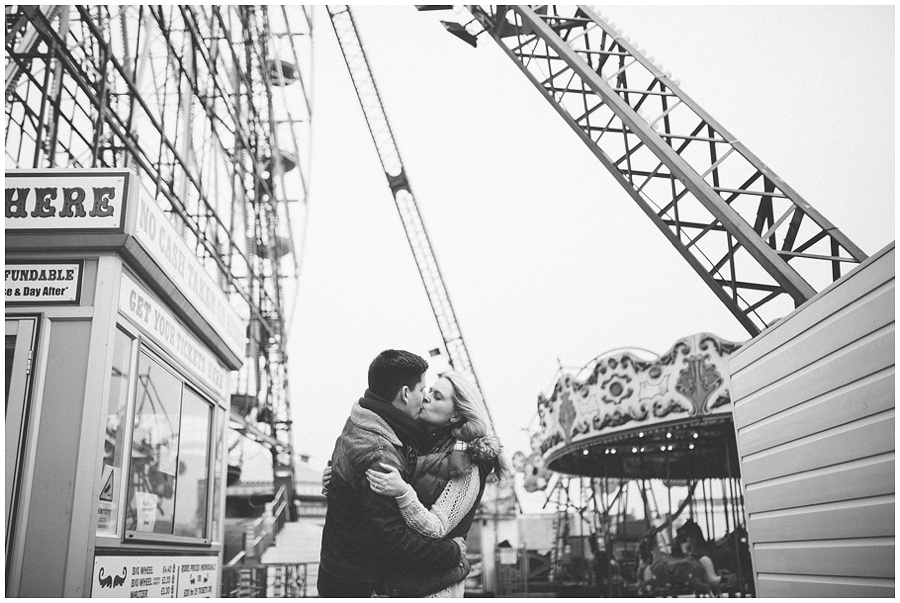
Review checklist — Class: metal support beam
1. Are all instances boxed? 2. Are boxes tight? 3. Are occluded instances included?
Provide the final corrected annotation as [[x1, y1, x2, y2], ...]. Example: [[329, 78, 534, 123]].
[[328, 5, 493, 426], [462, 4, 868, 335]]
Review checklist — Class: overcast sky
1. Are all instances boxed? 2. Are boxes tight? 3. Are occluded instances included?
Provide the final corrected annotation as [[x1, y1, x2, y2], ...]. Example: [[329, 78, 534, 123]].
[[282, 5, 894, 501]]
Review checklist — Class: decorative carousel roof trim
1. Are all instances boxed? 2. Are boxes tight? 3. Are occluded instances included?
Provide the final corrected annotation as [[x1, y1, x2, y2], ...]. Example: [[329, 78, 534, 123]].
[[535, 332, 744, 460]]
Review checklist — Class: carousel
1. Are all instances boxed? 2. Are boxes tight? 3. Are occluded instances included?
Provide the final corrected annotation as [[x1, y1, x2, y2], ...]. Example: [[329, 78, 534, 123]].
[[528, 333, 754, 597]]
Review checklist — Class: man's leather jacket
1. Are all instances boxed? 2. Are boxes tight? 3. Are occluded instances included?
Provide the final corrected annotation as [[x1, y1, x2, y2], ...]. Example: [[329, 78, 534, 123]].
[[319, 393, 466, 592]]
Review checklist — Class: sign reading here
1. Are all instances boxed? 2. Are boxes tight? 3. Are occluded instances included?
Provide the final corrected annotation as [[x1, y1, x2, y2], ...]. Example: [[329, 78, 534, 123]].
[[5, 171, 128, 231], [5, 261, 83, 304]]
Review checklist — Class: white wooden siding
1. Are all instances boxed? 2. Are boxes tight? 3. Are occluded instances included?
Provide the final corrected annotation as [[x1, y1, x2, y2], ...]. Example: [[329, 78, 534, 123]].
[[730, 242, 895, 598]]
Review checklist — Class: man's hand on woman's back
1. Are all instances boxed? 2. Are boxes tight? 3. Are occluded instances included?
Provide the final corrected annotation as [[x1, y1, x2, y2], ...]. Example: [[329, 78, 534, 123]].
[[321, 462, 332, 495]]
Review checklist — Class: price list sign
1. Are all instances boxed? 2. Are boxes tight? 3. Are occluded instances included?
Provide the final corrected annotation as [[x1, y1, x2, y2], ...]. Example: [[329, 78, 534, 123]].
[[177, 559, 218, 598], [92, 556, 218, 598]]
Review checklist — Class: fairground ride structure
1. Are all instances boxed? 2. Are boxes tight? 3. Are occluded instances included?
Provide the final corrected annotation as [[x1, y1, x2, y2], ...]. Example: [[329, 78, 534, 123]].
[[425, 5, 868, 339], [326, 3, 869, 436], [403, 5, 871, 597], [5, 6, 313, 508], [327, 5, 490, 426], [534, 334, 754, 596]]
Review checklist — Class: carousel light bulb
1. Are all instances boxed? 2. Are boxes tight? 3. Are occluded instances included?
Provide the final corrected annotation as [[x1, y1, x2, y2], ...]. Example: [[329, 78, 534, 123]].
[[660, 445, 666, 452], [689, 443, 695, 450], [668, 445, 674, 451], [693, 432, 699, 438], [638, 431, 645, 438], [611, 448, 617, 454], [640, 447, 645, 453], [666, 432, 672, 439], [583, 449, 589, 456], [632, 447, 638, 453]]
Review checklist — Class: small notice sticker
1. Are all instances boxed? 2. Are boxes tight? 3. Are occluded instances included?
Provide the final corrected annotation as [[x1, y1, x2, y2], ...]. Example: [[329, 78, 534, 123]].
[[135, 491, 158, 532], [96, 465, 120, 536], [99, 466, 115, 502]]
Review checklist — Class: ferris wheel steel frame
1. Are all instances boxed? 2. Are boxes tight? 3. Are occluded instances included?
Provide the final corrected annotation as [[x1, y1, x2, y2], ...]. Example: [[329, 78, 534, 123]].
[[5, 5, 313, 488]]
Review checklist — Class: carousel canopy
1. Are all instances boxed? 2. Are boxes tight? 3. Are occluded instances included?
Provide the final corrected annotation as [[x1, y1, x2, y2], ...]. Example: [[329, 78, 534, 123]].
[[535, 333, 744, 480]]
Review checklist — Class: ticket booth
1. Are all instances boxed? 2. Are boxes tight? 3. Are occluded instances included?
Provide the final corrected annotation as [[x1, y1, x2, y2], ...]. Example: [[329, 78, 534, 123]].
[[5, 169, 246, 597]]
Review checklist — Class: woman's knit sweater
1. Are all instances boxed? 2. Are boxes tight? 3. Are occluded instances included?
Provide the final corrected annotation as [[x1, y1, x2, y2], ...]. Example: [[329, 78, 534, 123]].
[[396, 465, 482, 598], [395, 435, 503, 598]]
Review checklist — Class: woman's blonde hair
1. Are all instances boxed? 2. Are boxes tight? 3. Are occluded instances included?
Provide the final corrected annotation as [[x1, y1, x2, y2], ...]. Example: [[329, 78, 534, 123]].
[[443, 371, 512, 479]]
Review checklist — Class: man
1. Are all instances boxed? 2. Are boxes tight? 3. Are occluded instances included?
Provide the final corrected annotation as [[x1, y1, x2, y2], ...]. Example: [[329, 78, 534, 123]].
[[317, 349, 468, 597]]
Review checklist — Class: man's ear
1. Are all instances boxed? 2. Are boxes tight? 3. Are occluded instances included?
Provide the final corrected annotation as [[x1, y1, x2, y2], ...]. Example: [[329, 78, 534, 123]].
[[399, 385, 410, 405]]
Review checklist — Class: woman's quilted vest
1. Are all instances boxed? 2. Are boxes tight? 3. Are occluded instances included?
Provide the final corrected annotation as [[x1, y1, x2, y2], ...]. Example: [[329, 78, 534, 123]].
[[411, 426, 489, 541], [412, 430, 456, 508]]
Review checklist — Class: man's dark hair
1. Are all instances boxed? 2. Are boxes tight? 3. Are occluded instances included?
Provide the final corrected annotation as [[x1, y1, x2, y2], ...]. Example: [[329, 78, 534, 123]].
[[368, 349, 428, 402]]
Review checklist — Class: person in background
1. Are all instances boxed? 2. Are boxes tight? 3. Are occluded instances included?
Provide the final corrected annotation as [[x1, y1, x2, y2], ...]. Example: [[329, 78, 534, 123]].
[[317, 350, 468, 598], [365, 370, 512, 597]]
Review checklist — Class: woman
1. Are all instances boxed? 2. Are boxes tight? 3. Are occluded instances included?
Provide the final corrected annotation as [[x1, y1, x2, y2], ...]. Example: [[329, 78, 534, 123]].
[[678, 520, 724, 590], [366, 371, 511, 598]]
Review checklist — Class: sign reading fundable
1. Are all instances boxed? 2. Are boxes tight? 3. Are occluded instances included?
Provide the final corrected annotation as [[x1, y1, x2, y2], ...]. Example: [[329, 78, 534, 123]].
[[5, 260, 84, 304]]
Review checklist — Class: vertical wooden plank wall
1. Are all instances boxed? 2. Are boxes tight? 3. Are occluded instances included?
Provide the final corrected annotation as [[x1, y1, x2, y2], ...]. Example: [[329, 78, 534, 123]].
[[729, 243, 895, 597]]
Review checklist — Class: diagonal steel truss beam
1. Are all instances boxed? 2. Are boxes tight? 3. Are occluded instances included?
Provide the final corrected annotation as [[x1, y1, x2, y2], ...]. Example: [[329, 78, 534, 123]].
[[327, 5, 492, 425], [465, 5, 867, 335]]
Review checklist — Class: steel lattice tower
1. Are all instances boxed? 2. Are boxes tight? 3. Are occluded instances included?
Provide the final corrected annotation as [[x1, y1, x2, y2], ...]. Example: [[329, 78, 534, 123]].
[[327, 6, 490, 425], [440, 5, 868, 336], [5, 5, 313, 501]]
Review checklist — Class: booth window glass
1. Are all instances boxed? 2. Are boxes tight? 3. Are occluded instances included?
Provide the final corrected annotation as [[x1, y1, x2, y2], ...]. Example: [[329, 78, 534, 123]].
[[96, 327, 134, 536], [126, 351, 183, 535], [124, 349, 215, 541], [172, 387, 211, 539]]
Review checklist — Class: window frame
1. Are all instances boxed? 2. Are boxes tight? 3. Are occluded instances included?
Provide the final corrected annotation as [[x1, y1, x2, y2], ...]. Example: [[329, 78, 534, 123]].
[[171, 382, 216, 541], [109, 326, 219, 548], [94, 323, 139, 542], [5, 313, 42, 562]]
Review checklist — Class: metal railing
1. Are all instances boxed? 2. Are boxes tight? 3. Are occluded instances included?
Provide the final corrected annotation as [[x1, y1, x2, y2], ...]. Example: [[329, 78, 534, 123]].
[[227, 486, 291, 566], [221, 562, 317, 598], [223, 486, 307, 596]]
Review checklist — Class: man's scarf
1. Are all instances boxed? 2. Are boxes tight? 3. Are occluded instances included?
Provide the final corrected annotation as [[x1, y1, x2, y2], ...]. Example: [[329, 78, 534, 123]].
[[359, 389, 426, 450]]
